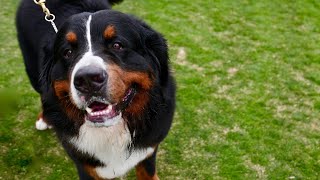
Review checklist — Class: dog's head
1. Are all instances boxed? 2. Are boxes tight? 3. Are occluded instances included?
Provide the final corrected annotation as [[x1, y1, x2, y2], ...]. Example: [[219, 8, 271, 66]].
[[44, 10, 169, 127]]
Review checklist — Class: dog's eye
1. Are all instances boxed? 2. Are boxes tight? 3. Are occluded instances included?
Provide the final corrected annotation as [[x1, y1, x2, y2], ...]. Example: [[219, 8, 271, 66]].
[[112, 42, 123, 50], [63, 49, 73, 59]]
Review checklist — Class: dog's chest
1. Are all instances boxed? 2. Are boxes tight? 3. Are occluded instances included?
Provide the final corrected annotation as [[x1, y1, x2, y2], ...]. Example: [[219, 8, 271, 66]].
[[69, 120, 154, 179]]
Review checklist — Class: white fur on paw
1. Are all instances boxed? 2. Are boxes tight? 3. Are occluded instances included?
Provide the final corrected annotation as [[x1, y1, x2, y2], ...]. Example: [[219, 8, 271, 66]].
[[36, 118, 49, 130]]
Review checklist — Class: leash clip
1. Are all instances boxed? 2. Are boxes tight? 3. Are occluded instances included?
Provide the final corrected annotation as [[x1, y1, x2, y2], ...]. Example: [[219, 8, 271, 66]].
[[45, 14, 58, 33], [34, 0, 58, 33]]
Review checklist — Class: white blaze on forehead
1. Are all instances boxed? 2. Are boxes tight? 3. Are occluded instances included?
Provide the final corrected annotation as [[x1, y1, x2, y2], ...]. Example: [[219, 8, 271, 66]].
[[86, 15, 93, 53], [70, 15, 107, 108]]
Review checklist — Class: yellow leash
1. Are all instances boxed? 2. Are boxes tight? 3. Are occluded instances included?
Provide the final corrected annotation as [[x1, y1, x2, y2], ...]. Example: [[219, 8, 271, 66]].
[[33, 0, 58, 33]]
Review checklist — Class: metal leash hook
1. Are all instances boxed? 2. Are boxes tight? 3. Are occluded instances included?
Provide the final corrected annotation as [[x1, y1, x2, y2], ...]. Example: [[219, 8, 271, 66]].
[[45, 14, 58, 33], [34, 0, 58, 33]]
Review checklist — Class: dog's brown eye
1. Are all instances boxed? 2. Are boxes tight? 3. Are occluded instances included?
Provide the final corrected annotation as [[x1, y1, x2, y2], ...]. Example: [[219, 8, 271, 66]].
[[112, 42, 123, 50], [63, 49, 72, 59]]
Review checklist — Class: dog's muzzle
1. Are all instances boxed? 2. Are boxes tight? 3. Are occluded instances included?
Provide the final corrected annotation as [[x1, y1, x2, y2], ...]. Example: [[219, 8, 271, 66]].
[[71, 64, 136, 127]]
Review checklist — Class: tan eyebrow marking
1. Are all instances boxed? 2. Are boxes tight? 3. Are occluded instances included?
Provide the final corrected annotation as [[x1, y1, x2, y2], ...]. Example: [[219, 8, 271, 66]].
[[66, 31, 77, 43], [104, 25, 116, 39]]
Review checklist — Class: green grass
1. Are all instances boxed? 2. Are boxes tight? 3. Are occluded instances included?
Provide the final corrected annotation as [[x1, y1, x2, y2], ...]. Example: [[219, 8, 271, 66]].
[[1, 0, 320, 179]]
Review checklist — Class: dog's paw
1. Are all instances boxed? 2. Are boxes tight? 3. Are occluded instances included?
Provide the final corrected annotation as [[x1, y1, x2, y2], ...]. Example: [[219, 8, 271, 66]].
[[36, 112, 52, 130], [36, 118, 52, 130]]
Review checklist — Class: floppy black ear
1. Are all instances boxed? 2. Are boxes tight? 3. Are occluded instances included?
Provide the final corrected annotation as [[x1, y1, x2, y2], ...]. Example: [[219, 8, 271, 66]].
[[39, 42, 55, 93], [144, 28, 170, 86]]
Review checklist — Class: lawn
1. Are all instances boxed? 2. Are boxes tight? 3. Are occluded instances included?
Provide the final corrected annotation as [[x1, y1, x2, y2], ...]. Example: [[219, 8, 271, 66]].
[[1, 0, 320, 179]]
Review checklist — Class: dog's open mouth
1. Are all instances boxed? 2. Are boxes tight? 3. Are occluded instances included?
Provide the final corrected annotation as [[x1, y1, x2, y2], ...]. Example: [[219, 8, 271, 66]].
[[86, 102, 118, 122], [84, 87, 136, 126]]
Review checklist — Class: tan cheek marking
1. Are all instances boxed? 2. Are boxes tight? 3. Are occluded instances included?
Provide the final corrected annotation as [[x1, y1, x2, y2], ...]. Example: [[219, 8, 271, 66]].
[[54, 80, 70, 99], [126, 92, 150, 115], [122, 71, 153, 90], [106, 66, 126, 102], [66, 31, 77, 44], [53, 80, 84, 121], [122, 71, 153, 115], [104, 25, 116, 39], [108, 64, 153, 91], [107, 64, 154, 115]]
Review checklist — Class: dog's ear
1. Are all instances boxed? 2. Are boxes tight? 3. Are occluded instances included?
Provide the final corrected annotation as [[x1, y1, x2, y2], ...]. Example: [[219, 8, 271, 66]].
[[142, 24, 169, 85], [39, 42, 55, 93]]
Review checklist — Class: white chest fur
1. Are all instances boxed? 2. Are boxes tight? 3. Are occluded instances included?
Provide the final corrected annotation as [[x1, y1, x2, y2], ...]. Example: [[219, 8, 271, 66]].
[[69, 120, 154, 179]]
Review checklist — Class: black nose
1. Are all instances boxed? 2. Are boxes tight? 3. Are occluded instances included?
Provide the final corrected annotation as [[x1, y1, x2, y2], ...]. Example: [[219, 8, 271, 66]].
[[74, 66, 107, 93]]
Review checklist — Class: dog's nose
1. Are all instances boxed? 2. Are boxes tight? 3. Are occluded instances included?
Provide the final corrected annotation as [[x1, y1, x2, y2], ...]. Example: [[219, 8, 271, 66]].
[[74, 66, 107, 93]]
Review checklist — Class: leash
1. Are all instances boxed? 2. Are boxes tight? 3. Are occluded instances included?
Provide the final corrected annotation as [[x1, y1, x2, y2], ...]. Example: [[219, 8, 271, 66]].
[[33, 0, 58, 33]]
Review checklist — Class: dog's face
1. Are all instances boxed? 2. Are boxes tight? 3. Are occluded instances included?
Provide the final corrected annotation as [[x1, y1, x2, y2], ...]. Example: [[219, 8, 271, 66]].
[[48, 10, 168, 127]]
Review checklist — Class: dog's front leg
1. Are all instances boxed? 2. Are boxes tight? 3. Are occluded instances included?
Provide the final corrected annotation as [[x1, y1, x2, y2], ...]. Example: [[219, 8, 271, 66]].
[[135, 148, 160, 180]]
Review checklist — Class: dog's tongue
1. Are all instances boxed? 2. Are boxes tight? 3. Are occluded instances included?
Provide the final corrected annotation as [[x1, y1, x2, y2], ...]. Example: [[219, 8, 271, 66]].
[[85, 101, 119, 123], [89, 102, 108, 112]]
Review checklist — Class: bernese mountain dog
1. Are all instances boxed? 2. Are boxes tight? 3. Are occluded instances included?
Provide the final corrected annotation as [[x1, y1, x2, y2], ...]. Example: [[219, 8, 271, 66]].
[[16, 0, 176, 179]]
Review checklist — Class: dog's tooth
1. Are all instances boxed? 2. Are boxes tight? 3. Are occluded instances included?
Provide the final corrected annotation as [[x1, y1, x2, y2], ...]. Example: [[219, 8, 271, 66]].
[[107, 105, 112, 110], [86, 107, 93, 113]]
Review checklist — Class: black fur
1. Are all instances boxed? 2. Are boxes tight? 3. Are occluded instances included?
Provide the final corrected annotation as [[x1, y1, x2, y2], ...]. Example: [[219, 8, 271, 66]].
[[16, 1, 175, 179]]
